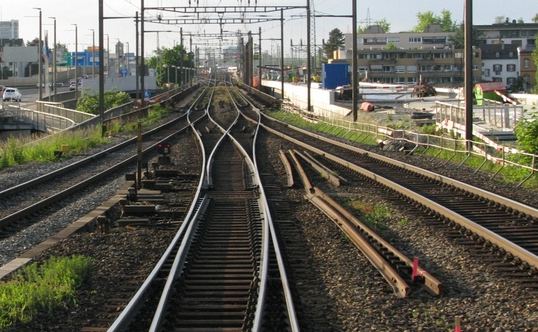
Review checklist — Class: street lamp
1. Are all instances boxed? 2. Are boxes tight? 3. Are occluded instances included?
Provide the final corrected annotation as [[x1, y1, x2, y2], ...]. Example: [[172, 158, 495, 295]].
[[33, 7, 42, 100], [105, 33, 110, 77], [71, 23, 78, 96], [49, 17, 57, 99], [90, 29, 95, 78]]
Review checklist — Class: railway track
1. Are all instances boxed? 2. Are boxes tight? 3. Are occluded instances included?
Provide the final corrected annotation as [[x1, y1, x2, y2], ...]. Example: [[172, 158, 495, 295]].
[[108, 83, 298, 331], [0, 87, 206, 239], [236, 85, 538, 292]]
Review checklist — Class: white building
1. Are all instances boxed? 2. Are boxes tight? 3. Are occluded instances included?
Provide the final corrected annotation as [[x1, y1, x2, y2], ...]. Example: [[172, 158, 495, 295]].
[[480, 44, 519, 88], [344, 24, 456, 53], [0, 20, 19, 39]]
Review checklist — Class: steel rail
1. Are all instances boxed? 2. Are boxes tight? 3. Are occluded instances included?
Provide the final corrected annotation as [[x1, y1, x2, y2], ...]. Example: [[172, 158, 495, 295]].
[[240, 108, 538, 271], [289, 149, 442, 297], [259, 111, 538, 220], [228, 86, 300, 332], [0, 86, 203, 200], [107, 87, 209, 332], [147, 81, 229, 331]]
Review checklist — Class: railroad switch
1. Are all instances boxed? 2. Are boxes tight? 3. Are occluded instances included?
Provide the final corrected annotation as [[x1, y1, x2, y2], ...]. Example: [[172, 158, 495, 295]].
[[157, 143, 172, 165]]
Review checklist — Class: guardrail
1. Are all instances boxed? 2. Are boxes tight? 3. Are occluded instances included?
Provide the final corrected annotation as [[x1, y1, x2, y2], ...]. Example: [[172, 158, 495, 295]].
[[36, 101, 96, 124], [1, 104, 75, 132]]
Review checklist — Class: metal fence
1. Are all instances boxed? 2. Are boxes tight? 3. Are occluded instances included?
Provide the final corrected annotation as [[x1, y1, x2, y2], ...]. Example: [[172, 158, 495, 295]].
[[288, 106, 537, 186], [1, 104, 75, 132], [435, 100, 525, 130]]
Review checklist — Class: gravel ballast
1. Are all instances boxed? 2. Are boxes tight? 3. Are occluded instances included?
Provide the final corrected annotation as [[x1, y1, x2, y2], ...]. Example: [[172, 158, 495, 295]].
[[260, 130, 538, 331]]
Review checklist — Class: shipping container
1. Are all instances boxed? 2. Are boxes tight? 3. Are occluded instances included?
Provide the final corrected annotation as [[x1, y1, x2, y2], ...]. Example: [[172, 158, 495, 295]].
[[322, 63, 350, 89]]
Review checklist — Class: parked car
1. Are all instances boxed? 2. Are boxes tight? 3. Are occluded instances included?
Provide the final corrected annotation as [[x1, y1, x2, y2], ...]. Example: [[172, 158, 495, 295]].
[[2, 87, 22, 102], [69, 81, 82, 91]]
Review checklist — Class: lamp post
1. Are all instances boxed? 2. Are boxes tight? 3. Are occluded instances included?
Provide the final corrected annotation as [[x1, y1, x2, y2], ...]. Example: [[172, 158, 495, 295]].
[[49, 17, 57, 99], [34, 7, 42, 100], [90, 29, 95, 78], [71, 23, 78, 96], [126, 41, 130, 75], [105, 33, 110, 76]]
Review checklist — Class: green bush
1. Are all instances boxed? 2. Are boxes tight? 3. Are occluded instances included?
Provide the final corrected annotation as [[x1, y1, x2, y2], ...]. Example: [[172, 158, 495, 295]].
[[0, 256, 91, 329], [76, 91, 131, 114], [515, 114, 538, 154]]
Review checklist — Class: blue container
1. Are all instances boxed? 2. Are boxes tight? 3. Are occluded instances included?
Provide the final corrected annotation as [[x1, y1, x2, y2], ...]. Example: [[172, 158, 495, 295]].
[[322, 63, 350, 89]]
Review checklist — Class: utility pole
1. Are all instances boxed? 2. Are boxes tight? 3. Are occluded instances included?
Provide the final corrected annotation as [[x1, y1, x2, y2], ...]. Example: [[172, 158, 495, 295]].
[[72, 24, 78, 96], [352, 0, 358, 121], [464, 0, 473, 147], [306, 0, 311, 112], [180, 27, 183, 47], [105, 33, 110, 77], [258, 26, 262, 89], [98, 0, 105, 136], [126, 42, 130, 75], [90, 28, 95, 78], [281, 9, 285, 100], [140, 0, 145, 106], [135, 11, 139, 102], [49, 17, 57, 98], [34, 7, 43, 100]]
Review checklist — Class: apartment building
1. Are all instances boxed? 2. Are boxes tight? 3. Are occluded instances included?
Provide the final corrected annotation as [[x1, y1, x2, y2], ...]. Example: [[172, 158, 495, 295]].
[[0, 20, 19, 40], [353, 48, 481, 85], [519, 46, 537, 92], [476, 21, 537, 49], [343, 25, 480, 86], [345, 25, 456, 51], [476, 21, 536, 91], [481, 44, 519, 88]]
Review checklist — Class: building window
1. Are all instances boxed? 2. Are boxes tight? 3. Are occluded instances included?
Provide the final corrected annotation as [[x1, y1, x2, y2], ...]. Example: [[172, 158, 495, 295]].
[[506, 64, 516, 72], [409, 37, 421, 43], [524, 59, 530, 69], [506, 77, 517, 86], [495, 52, 500, 58], [483, 68, 490, 77], [492, 77, 502, 82], [493, 64, 502, 74]]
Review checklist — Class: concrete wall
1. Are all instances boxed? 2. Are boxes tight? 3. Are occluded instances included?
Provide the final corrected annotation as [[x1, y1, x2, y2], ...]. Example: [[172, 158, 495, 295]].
[[262, 80, 351, 118], [511, 94, 538, 106], [82, 76, 157, 94]]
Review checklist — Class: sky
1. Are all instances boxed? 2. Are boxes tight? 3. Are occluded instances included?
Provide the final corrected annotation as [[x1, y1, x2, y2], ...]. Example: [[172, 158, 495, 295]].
[[0, 0, 535, 57]]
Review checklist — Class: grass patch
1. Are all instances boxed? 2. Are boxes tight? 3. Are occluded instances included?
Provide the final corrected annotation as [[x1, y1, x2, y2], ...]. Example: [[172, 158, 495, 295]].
[[268, 109, 379, 147], [121, 104, 170, 133], [0, 255, 91, 329], [0, 104, 172, 170], [348, 199, 392, 231], [419, 146, 538, 188], [0, 126, 109, 170]]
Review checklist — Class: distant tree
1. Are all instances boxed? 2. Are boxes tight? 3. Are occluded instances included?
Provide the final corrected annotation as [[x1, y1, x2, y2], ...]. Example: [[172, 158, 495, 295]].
[[533, 13, 538, 23], [517, 18, 525, 24], [27, 38, 41, 47], [494, 16, 506, 24], [439, 10, 457, 32], [358, 19, 390, 34], [413, 10, 456, 32], [532, 43, 538, 93], [449, 24, 483, 48], [376, 18, 391, 33], [147, 44, 194, 86], [322, 28, 345, 59], [413, 11, 436, 32], [384, 42, 397, 51]]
